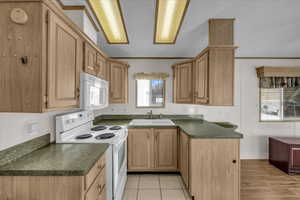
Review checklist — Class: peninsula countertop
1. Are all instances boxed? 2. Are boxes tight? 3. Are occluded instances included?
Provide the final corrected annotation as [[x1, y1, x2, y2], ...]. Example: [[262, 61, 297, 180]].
[[95, 118, 243, 139]]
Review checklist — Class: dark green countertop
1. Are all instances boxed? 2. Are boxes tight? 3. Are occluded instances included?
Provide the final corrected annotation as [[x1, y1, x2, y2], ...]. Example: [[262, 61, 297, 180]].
[[95, 119, 243, 139], [0, 143, 109, 176]]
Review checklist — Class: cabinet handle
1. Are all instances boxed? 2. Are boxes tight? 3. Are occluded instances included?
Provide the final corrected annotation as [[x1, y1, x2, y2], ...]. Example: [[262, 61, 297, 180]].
[[232, 160, 237, 164]]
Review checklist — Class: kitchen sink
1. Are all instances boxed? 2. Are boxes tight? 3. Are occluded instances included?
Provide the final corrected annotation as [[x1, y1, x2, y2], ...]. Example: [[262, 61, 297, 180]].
[[129, 119, 175, 126]]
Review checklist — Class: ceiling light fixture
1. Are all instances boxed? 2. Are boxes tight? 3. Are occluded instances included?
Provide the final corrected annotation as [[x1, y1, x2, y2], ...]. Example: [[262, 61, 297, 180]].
[[154, 0, 190, 44], [88, 0, 128, 44]]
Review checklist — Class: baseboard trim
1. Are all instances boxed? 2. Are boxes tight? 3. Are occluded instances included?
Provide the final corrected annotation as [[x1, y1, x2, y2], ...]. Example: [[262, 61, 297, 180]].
[[240, 153, 268, 160]]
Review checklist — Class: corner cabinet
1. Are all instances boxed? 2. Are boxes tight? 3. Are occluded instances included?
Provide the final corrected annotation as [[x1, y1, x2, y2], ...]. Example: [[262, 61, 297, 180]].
[[172, 18, 236, 106], [108, 60, 129, 104], [189, 138, 240, 200], [128, 128, 178, 172], [172, 47, 235, 106]]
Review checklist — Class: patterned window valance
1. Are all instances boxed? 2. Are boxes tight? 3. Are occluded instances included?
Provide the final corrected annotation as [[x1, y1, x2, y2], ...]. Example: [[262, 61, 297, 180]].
[[134, 73, 169, 80], [260, 77, 300, 88]]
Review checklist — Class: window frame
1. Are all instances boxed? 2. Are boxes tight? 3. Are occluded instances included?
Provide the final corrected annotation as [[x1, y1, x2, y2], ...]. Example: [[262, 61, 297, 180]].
[[135, 80, 166, 108], [259, 88, 300, 122]]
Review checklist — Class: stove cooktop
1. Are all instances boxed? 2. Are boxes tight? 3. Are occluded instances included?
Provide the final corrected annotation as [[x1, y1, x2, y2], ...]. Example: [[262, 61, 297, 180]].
[[91, 125, 107, 131], [95, 133, 116, 140], [75, 134, 93, 139]]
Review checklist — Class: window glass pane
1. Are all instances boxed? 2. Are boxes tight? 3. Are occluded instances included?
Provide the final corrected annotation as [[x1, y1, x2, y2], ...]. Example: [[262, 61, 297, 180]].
[[261, 88, 282, 121], [260, 87, 300, 121], [136, 80, 165, 107], [283, 88, 300, 120]]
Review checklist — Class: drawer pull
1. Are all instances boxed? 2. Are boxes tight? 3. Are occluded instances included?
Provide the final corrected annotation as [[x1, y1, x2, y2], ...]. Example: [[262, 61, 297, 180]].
[[232, 160, 237, 164]]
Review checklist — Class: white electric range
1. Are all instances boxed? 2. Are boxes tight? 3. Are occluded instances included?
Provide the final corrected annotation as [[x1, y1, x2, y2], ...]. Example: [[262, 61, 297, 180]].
[[55, 110, 127, 200]]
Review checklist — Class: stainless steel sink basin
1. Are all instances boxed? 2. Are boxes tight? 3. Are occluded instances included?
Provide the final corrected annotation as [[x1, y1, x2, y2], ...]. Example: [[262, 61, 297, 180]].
[[129, 119, 175, 126]]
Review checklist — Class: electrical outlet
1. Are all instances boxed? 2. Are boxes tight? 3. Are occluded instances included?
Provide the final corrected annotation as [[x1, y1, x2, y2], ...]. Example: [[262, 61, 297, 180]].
[[26, 120, 39, 136]]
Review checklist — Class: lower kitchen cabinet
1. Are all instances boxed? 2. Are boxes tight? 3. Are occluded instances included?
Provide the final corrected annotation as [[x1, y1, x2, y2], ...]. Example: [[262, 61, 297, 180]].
[[188, 137, 240, 200], [155, 129, 178, 171], [0, 155, 106, 200], [127, 128, 153, 170], [128, 128, 178, 172], [179, 130, 189, 188]]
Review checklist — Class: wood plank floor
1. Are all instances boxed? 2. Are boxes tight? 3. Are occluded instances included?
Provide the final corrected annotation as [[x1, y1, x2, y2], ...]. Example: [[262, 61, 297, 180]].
[[241, 160, 300, 200]]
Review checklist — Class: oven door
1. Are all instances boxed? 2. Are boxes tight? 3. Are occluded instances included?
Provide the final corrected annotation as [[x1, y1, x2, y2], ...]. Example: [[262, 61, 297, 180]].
[[80, 72, 108, 110], [113, 132, 127, 200]]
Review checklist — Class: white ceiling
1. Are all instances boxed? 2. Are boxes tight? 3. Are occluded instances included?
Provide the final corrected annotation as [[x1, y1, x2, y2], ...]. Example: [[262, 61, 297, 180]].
[[62, 0, 300, 57]]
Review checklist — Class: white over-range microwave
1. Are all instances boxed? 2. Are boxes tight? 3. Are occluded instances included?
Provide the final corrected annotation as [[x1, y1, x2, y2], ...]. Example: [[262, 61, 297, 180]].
[[80, 72, 109, 110]]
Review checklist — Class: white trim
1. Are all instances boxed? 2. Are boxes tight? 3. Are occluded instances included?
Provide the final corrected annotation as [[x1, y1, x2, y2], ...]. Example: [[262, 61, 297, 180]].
[[241, 153, 269, 160]]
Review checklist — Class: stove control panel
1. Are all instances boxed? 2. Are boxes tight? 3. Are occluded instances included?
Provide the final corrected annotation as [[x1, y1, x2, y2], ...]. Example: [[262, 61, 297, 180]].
[[56, 110, 94, 133]]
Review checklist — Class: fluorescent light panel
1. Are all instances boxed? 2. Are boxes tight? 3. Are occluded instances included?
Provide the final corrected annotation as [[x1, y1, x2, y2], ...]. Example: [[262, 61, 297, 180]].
[[155, 0, 189, 44], [89, 0, 128, 44]]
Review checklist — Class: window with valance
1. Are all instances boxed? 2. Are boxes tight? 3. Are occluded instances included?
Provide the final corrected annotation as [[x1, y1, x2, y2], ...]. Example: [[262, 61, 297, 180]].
[[257, 67, 300, 121]]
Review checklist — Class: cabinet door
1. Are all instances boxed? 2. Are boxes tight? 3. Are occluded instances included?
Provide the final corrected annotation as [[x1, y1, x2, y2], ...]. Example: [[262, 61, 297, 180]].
[[180, 131, 189, 188], [96, 53, 107, 80], [109, 61, 128, 104], [84, 42, 97, 76], [155, 128, 178, 171], [190, 139, 240, 200], [47, 11, 81, 109], [173, 62, 193, 103], [194, 53, 209, 104], [128, 129, 154, 171]]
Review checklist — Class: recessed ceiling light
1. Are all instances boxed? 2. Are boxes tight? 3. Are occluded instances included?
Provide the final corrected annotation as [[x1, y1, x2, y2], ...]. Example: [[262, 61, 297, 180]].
[[154, 0, 190, 44], [88, 0, 128, 44]]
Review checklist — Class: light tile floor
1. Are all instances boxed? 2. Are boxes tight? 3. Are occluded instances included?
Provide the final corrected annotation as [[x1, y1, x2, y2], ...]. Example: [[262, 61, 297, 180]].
[[123, 174, 192, 200]]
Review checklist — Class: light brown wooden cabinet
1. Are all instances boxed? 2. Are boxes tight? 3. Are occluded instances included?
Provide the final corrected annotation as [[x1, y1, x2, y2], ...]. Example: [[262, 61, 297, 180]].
[[128, 128, 178, 172], [0, 1, 83, 112], [193, 53, 209, 104], [172, 49, 235, 107], [0, 0, 130, 112], [127, 128, 153, 170], [173, 19, 236, 106], [47, 11, 81, 109], [155, 129, 178, 171], [96, 53, 108, 80], [0, 154, 106, 200], [109, 60, 129, 104], [179, 130, 189, 188], [84, 42, 98, 76], [172, 61, 193, 104], [179, 130, 240, 200]]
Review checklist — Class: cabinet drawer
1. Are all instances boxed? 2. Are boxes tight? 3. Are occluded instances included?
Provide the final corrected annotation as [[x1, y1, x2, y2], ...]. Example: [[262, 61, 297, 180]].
[[85, 168, 106, 200], [85, 156, 106, 190]]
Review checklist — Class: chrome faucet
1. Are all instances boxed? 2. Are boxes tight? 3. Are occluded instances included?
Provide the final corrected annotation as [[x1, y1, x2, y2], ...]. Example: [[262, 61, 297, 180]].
[[159, 113, 163, 119], [147, 110, 153, 119]]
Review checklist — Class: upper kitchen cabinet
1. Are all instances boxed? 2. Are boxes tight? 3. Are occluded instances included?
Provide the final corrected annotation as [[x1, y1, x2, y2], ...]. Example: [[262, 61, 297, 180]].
[[108, 60, 129, 104], [47, 11, 82, 109], [209, 19, 234, 46], [0, 0, 82, 112], [96, 53, 108, 80], [84, 42, 98, 76], [172, 19, 236, 106], [0, 0, 111, 112], [193, 53, 209, 104], [172, 61, 193, 104]]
